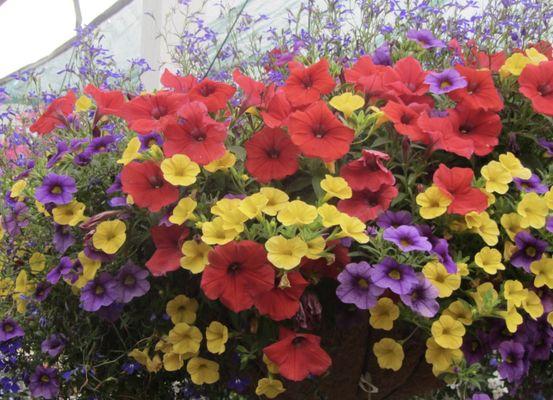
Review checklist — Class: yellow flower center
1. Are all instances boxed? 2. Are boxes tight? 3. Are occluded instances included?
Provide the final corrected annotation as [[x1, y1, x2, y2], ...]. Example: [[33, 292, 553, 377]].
[[389, 270, 401, 280], [357, 278, 369, 288]]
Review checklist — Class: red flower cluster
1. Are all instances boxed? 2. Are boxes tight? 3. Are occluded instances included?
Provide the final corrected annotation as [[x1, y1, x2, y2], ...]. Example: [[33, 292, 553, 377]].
[[30, 91, 76, 135], [263, 327, 331, 381], [433, 164, 488, 215], [338, 150, 398, 221], [519, 60, 553, 117], [146, 225, 189, 276]]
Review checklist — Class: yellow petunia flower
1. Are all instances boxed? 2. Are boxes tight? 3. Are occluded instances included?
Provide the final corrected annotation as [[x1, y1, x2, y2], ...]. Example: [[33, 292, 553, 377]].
[[180, 240, 211, 274], [305, 237, 326, 260], [544, 187, 553, 209], [422, 261, 461, 298], [317, 203, 343, 227], [442, 300, 473, 325], [499, 53, 532, 76], [187, 357, 220, 385], [92, 220, 126, 254], [10, 180, 26, 198], [329, 92, 365, 118], [530, 257, 553, 289], [166, 294, 198, 324], [206, 321, 229, 354], [0, 278, 14, 296], [161, 154, 200, 186], [320, 175, 352, 200], [369, 297, 399, 331], [117, 137, 142, 165], [277, 200, 317, 226], [498, 152, 532, 180], [255, 377, 286, 399], [129, 348, 162, 373], [522, 290, 544, 320], [431, 315, 465, 349], [470, 282, 499, 315], [517, 192, 548, 229], [168, 322, 203, 354], [474, 247, 504, 275], [52, 200, 87, 226], [201, 217, 239, 245], [263, 353, 280, 374], [503, 280, 528, 308], [337, 214, 369, 243], [373, 338, 404, 371], [75, 94, 93, 112], [169, 197, 197, 225], [163, 352, 186, 372], [265, 235, 308, 270], [204, 151, 236, 172], [416, 186, 452, 219], [456, 262, 469, 277], [259, 187, 289, 216], [465, 211, 499, 246], [73, 251, 102, 289], [211, 199, 248, 232], [239, 193, 269, 219], [29, 252, 46, 274], [500, 213, 524, 241], [481, 161, 512, 194], [425, 337, 463, 374], [498, 306, 523, 333]]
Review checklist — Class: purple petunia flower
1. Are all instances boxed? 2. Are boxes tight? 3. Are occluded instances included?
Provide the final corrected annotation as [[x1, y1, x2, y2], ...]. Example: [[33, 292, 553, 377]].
[[462, 334, 487, 365], [424, 69, 467, 94], [73, 151, 92, 166], [510, 231, 547, 271], [97, 302, 125, 322], [3, 201, 29, 236], [383, 225, 432, 252], [86, 135, 116, 155], [35, 173, 77, 205], [0, 318, 24, 342], [34, 282, 53, 302], [336, 262, 385, 309], [46, 141, 69, 169], [376, 210, 412, 228], [471, 394, 491, 400], [372, 41, 392, 66], [53, 224, 75, 254], [371, 257, 418, 295], [513, 174, 548, 194], [546, 216, 553, 233], [498, 340, 527, 382], [406, 29, 445, 49], [399, 274, 439, 317], [138, 132, 163, 150], [29, 365, 60, 399], [116, 262, 150, 303], [80, 272, 120, 312], [46, 256, 74, 284], [537, 138, 553, 156], [41, 334, 66, 357]]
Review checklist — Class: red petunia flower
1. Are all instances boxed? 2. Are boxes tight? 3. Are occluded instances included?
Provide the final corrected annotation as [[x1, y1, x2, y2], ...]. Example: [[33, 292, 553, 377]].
[[244, 127, 300, 183], [283, 59, 335, 106], [259, 91, 293, 128], [449, 65, 503, 111], [146, 225, 189, 276], [117, 91, 188, 134], [120, 160, 179, 212], [288, 101, 354, 162], [467, 48, 506, 72], [448, 106, 502, 156], [518, 60, 553, 117], [200, 241, 275, 313], [160, 68, 198, 93], [433, 164, 488, 215], [300, 240, 350, 280], [530, 41, 553, 60], [337, 185, 398, 222], [84, 84, 125, 116], [188, 79, 236, 112], [263, 327, 332, 381], [253, 271, 309, 321], [340, 149, 395, 192], [233, 69, 266, 109], [416, 113, 474, 159], [344, 56, 392, 102], [382, 101, 431, 143], [30, 91, 76, 135], [383, 56, 429, 98], [163, 101, 227, 165]]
